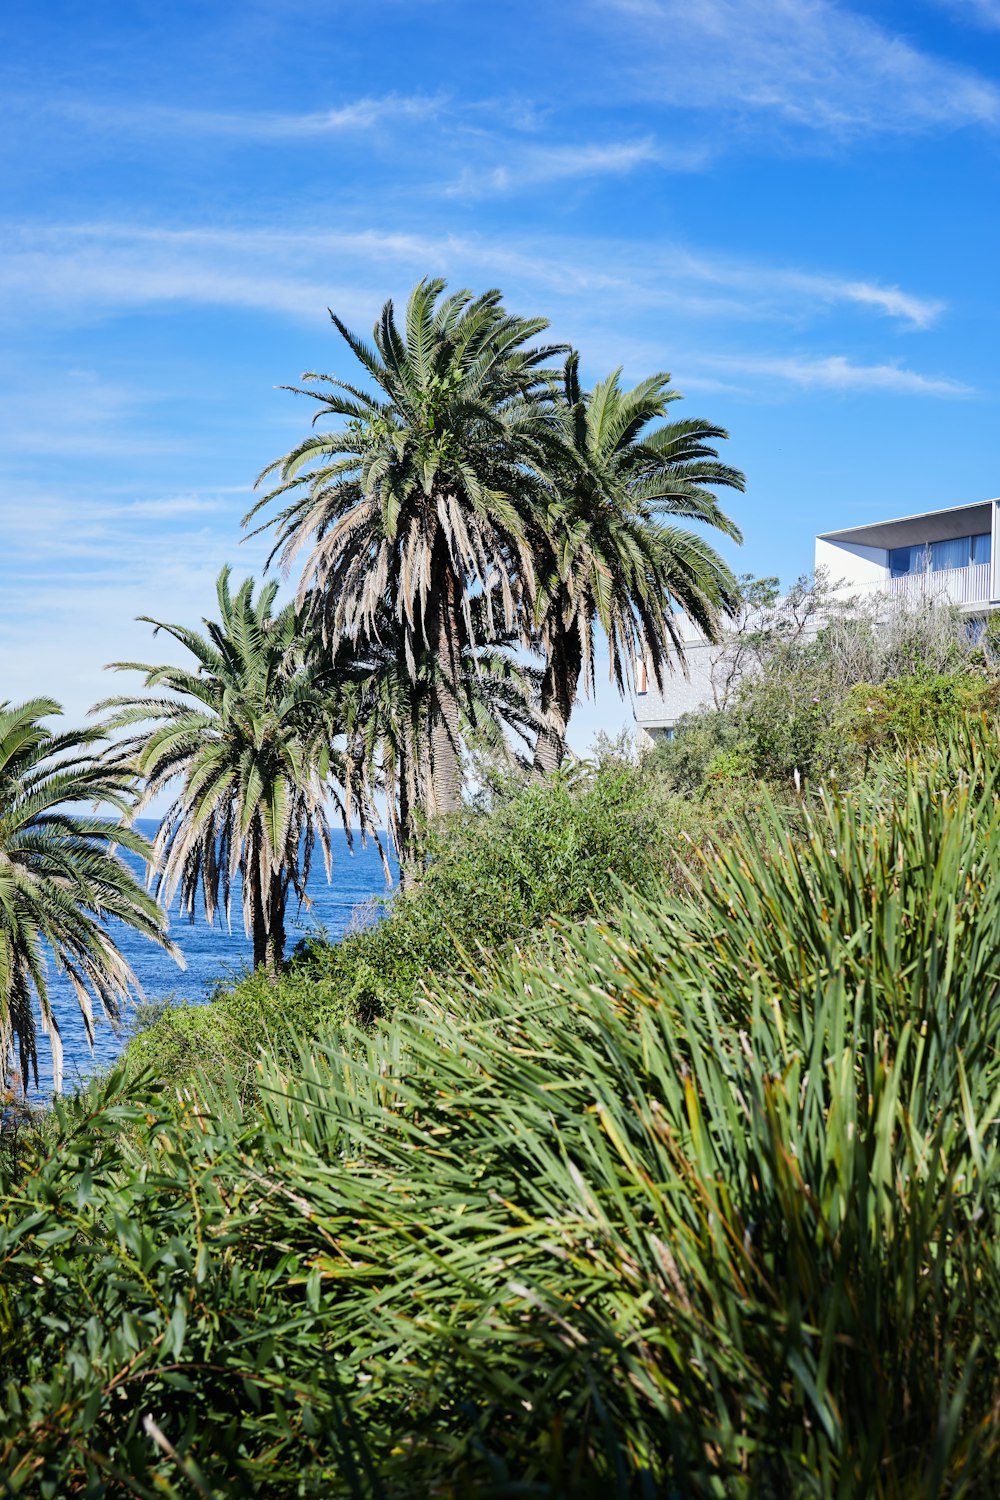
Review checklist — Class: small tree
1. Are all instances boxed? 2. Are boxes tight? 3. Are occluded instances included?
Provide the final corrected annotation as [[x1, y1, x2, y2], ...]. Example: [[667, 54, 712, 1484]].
[[709, 570, 843, 709]]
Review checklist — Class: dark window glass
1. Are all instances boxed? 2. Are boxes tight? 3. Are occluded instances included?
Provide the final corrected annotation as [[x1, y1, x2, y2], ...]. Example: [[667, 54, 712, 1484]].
[[889, 544, 928, 578], [973, 533, 991, 566], [931, 536, 972, 572]]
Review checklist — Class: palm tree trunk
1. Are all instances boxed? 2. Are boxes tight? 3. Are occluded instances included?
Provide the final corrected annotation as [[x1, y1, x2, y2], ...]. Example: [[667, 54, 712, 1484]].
[[251, 869, 268, 971], [395, 732, 423, 888], [267, 878, 286, 974], [249, 859, 286, 975], [428, 569, 463, 815], [397, 746, 412, 881], [533, 629, 580, 776]]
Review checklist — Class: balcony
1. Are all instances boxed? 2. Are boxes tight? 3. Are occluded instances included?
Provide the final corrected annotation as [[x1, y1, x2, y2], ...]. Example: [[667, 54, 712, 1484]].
[[887, 561, 991, 608]]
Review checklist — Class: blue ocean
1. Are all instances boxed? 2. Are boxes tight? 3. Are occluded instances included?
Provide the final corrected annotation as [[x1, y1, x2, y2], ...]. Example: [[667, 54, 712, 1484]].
[[29, 821, 396, 1098]]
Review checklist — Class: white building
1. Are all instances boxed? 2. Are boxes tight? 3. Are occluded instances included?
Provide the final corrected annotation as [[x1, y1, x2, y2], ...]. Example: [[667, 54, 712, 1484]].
[[633, 497, 1000, 745]]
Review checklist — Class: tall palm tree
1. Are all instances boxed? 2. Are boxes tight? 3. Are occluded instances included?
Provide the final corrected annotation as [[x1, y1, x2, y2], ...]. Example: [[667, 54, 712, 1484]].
[[244, 277, 565, 815], [99, 569, 376, 975], [530, 356, 745, 773], [0, 699, 176, 1092]]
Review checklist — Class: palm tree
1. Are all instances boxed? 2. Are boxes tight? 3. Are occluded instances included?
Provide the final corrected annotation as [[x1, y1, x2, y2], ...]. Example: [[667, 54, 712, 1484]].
[[530, 356, 745, 773], [244, 277, 565, 815], [99, 568, 376, 975], [0, 699, 176, 1092]]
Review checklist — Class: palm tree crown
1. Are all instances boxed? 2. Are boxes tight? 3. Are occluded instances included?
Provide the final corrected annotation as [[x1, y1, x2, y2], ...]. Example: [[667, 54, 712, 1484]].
[[245, 277, 566, 813], [0, 699, 176, 1091], [99, 568, 373, 974], [531, 356, 745, 772]]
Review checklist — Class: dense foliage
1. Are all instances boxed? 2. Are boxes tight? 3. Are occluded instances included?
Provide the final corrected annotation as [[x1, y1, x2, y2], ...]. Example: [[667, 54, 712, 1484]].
[[650, 579, 997, 792], [2, 277, 745, 1092], [5, 734, 1000, 1494], [121, 755, 725, 1099], [10, 278, 1000, 1496]]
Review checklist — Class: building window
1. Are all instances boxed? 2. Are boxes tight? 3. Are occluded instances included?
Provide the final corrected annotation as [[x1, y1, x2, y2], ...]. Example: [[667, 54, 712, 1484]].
[[890, 533, 991, 578], [931, 536, 971, 572], [889, 543, 928, 578]]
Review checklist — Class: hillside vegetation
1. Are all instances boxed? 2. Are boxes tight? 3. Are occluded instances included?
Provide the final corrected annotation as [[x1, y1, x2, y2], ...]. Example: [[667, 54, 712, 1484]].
[[6, 717, 1000, 1495]]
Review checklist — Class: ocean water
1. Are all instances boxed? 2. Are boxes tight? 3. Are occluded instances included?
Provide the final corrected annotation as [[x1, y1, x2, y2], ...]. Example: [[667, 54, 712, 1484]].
[[27, 821, 396, 1098]]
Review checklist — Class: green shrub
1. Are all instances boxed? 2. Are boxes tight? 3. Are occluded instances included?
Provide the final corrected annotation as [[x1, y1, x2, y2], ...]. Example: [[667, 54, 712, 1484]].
[[122, 760, 690, 1098], [838, 668, 1000, 760], [0, 1088, 39, 1186], [645, 709, 746, 794], [122, 969, 336, 1102], [661, 642, 1000, 794]]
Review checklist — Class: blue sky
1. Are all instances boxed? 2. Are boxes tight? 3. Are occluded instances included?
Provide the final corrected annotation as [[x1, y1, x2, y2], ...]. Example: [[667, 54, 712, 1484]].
[[1, 0, 998, 752]]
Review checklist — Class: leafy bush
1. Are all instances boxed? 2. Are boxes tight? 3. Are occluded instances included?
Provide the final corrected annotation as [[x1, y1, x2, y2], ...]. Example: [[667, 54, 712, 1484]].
[[121, 971, 334, 1102], [838, 668, 1000, 759], [659, 582, 1000, 792], [0, 1087, 39, 1185], [122, 760, 691, 1097], [644, 709, 746, 794], [8, 733, 1000, 1493]]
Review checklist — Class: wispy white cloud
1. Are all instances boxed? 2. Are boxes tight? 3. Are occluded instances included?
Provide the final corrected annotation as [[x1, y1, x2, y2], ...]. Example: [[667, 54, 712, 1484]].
[[759, 274, 942, 330], [690, 352, 972, 396], [832, 281, 944, 329], [0, 228, 376, 326], [126, 491, 240, 518], [599, 0, 1000, 134], [443, 136, 704, 196], [0, 220, 947, 336], [934, 0, 1000, 28], [663, 249, 945, 329], [57, 94, 442, 139]]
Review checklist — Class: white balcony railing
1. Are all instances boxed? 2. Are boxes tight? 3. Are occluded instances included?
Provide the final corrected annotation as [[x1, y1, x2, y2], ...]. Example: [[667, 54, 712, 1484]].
[[887, 562, 991, 607]]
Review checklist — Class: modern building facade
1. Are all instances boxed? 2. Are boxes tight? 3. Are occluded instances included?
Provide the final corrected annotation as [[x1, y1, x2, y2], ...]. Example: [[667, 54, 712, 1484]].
[[632, 497, 1000, 746], [816, 498, 1000, 613]]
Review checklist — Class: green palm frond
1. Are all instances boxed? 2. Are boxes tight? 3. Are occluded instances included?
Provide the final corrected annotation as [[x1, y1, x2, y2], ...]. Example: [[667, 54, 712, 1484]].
[[0, 700, 178, 1091], [247, 277, 569, 819], [530, 356, 744, 771]]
